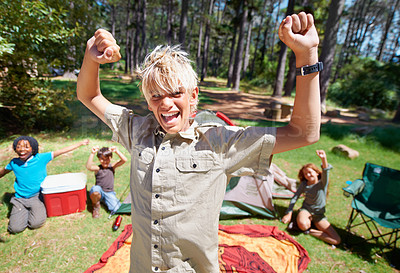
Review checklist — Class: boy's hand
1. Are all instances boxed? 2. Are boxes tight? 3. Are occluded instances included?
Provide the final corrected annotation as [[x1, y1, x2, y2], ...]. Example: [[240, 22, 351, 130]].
[[110, 146, 117, 153], [91, 146, 100, 154], [86, 29, 121, 64], [278, 12, 319, 57], [81, 139, 90, 146]]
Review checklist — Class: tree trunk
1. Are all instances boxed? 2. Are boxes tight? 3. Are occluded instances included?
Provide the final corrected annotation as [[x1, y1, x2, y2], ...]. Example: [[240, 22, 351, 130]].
[[393, 102, 400, 123], [196, 0, 205, 75], [242, 13, 252, 79], [166, 0, 173, 44], [377, 0, 400, 61], [272, 0, 294, 97], [133, 0, 140, 74], [232, 0, 248, 91], [226, 29, 237, 88], [179, 0, 189, 49], [201, 0, 214, 82], [124, 0, 131, 74], [140, 0, 147, 61], [320, 0, 345, 112], [249, 0, 268, 79], [283, 51, 296, 97], [269, 0, 282, 60]]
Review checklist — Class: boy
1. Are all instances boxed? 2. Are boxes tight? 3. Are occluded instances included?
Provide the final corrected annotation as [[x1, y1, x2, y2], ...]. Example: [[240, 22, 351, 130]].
[[86, 146, 127, 218], [0, 136, 89, 234], [77, 12, 321, 273]]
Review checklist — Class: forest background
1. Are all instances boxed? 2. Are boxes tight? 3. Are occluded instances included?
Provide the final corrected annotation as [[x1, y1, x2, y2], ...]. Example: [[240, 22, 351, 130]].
[[1, 0, 400, 272], [1, 0, 400, 134]]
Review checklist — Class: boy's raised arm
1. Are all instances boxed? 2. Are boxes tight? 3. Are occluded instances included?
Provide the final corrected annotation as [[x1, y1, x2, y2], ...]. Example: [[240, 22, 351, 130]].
[[110, 146, 127, 169], [273, 13, 321, 154], [53, 139, 89, 158], [77, 29, 122, 123], [0, 168, 11, 179]]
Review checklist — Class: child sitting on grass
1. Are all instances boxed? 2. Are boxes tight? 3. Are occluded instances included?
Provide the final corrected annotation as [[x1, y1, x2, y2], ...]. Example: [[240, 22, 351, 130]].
[[282, 150, 341, 245], [77, 12, 321, 273], [0, 136, 89, 234], [86, 146, 127, 218]]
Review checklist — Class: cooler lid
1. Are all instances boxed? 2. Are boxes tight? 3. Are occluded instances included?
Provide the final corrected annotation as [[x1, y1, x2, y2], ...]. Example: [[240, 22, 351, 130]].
[[41, 172, 87, 194]]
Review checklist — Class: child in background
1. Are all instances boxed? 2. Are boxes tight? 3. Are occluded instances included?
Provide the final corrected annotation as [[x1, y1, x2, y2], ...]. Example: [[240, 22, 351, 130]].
[[77, 12, 321, 273], [0, 136, 89, 234], [282, 150, 341, 245], [86, 146, 127, 218]]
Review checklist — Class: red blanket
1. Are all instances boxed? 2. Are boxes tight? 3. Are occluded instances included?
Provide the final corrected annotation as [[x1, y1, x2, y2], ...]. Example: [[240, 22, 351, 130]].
[[85, 224, 310, 273]]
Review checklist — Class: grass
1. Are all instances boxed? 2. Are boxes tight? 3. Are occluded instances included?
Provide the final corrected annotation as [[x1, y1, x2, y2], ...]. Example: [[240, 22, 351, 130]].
[[1, 75, 400, 272]]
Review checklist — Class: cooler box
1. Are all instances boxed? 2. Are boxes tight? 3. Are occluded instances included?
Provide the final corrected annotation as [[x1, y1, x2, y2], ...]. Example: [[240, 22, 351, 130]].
[[41, 172, 87, 217]]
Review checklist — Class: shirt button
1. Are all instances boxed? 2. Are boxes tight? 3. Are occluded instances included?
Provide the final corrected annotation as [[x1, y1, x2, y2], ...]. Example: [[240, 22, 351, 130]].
[[156, 168, 160, 173], [154, 244, 158, 249], [193, 163, 197, 168], [161, 147, 165, 150], [154, 220, 159, 225], [154, 267, 159, 271], [155, 194, 160, 198]]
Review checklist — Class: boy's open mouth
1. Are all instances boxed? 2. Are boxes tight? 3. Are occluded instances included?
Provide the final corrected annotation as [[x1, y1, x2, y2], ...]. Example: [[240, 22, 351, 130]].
[[18, 152, 31, 160], [162, 112, 180, 123]]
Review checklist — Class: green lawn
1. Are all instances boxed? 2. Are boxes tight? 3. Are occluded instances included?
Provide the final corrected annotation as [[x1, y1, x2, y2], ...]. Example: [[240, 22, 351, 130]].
[[0, 76, 400, 272]]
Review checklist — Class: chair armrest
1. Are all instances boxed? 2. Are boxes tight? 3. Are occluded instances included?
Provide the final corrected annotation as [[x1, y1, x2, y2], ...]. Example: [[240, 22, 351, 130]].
[[342, 179, 365, 197]]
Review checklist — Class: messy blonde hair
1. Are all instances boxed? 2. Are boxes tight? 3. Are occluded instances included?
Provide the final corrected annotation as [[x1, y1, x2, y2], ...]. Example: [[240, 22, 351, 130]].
[[136, 45, 199, 113]]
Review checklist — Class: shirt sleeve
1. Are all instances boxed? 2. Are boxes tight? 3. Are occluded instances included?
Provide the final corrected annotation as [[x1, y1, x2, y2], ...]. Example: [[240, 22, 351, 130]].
[[285, 182, 306, 214], [321, 163, 333, 190], [5, 160, 13, 171], [219, 126, 276, 177], [104, 104, 138, 151]]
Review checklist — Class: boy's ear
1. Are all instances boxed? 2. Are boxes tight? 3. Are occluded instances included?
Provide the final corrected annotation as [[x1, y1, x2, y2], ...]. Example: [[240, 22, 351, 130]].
[[190, 87, 199, 106]]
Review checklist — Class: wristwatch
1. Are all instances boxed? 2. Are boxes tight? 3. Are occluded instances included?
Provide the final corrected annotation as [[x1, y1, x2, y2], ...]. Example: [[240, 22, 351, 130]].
[[296, 62, 323, 76]]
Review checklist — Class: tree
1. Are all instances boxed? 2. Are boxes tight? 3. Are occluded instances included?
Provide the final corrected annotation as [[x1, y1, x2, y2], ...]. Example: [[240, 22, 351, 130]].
[[272, 0, 295, 97], [232, 0, 248, 91], [0, 0, 94, 131], [319, 0, 345, 112], [179, 0, 189, 49]]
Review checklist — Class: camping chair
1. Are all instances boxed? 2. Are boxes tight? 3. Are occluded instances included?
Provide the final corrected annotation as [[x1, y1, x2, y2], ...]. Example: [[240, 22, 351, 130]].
[[342, 162, 400, 253]]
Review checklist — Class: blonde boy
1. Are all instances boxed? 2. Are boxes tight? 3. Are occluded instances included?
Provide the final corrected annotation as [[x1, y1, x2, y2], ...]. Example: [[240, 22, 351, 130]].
[[77, 12, 321, 273]]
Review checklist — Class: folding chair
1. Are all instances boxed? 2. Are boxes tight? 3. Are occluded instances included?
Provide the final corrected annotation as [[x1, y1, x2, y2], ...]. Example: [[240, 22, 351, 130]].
[[342, 163, 400, 253]]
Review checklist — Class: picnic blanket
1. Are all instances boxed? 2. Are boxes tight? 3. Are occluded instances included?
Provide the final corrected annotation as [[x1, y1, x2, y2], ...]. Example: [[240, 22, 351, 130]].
[[85, 224, 310, 273]]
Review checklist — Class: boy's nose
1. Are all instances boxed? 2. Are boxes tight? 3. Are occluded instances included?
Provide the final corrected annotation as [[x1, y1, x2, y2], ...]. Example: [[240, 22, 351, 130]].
[[160, 96, 174, 108]]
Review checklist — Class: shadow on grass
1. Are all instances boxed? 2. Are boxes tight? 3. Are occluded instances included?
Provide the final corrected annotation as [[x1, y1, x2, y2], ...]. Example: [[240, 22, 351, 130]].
[[1, 192, 13, 218], [342, 228, 400, 269]]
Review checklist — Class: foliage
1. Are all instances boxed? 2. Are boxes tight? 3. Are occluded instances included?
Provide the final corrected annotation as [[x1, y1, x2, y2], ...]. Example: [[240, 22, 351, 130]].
[[0, 0, 103, 133], [328, 57, 399, 111]]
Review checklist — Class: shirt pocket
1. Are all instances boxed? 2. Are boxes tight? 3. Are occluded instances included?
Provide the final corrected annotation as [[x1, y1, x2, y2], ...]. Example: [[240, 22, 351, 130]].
[[175, 151, 215, 203], [132, 146, 154, 189]]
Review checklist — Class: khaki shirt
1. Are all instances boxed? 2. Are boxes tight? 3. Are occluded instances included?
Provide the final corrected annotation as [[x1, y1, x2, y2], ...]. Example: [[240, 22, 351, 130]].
[[105, 104, 276, 273]]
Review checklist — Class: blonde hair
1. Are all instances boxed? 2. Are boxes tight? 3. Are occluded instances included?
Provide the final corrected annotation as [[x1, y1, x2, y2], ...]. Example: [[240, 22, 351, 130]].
[[136, 45, 199, 113]]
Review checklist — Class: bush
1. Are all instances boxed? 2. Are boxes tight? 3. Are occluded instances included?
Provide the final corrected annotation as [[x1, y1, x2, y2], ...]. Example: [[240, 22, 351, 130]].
[[328, 57, 399, 111]]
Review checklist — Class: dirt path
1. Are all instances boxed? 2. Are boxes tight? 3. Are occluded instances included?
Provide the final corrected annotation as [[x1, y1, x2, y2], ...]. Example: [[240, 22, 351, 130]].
[[199, 88, 391, 126]]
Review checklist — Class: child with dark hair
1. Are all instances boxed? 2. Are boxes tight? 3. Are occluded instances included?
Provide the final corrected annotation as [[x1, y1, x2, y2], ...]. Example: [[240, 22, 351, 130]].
[[86, 146, 127, 218], [282, 150, 341, 245], [0, 136, 89, 234]]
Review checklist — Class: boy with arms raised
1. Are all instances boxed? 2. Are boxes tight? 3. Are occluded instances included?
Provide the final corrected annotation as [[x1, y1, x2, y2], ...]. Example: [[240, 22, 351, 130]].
[[77, 12, 321, 273]]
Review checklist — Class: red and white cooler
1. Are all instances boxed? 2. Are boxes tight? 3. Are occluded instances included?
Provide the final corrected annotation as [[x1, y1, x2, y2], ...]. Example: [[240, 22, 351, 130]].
[[41, 173, 87, 217]]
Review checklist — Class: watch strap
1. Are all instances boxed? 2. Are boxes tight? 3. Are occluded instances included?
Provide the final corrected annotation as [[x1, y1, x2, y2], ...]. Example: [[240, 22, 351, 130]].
[[296, 61, 323, 76]]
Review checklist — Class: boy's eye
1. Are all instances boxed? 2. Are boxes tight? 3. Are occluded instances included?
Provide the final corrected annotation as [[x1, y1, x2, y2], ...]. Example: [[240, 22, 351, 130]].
[[172, 91, 183, 97]]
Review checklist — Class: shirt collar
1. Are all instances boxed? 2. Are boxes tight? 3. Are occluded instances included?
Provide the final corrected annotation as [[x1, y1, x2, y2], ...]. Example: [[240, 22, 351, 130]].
[[153, 119, 199, 141]]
